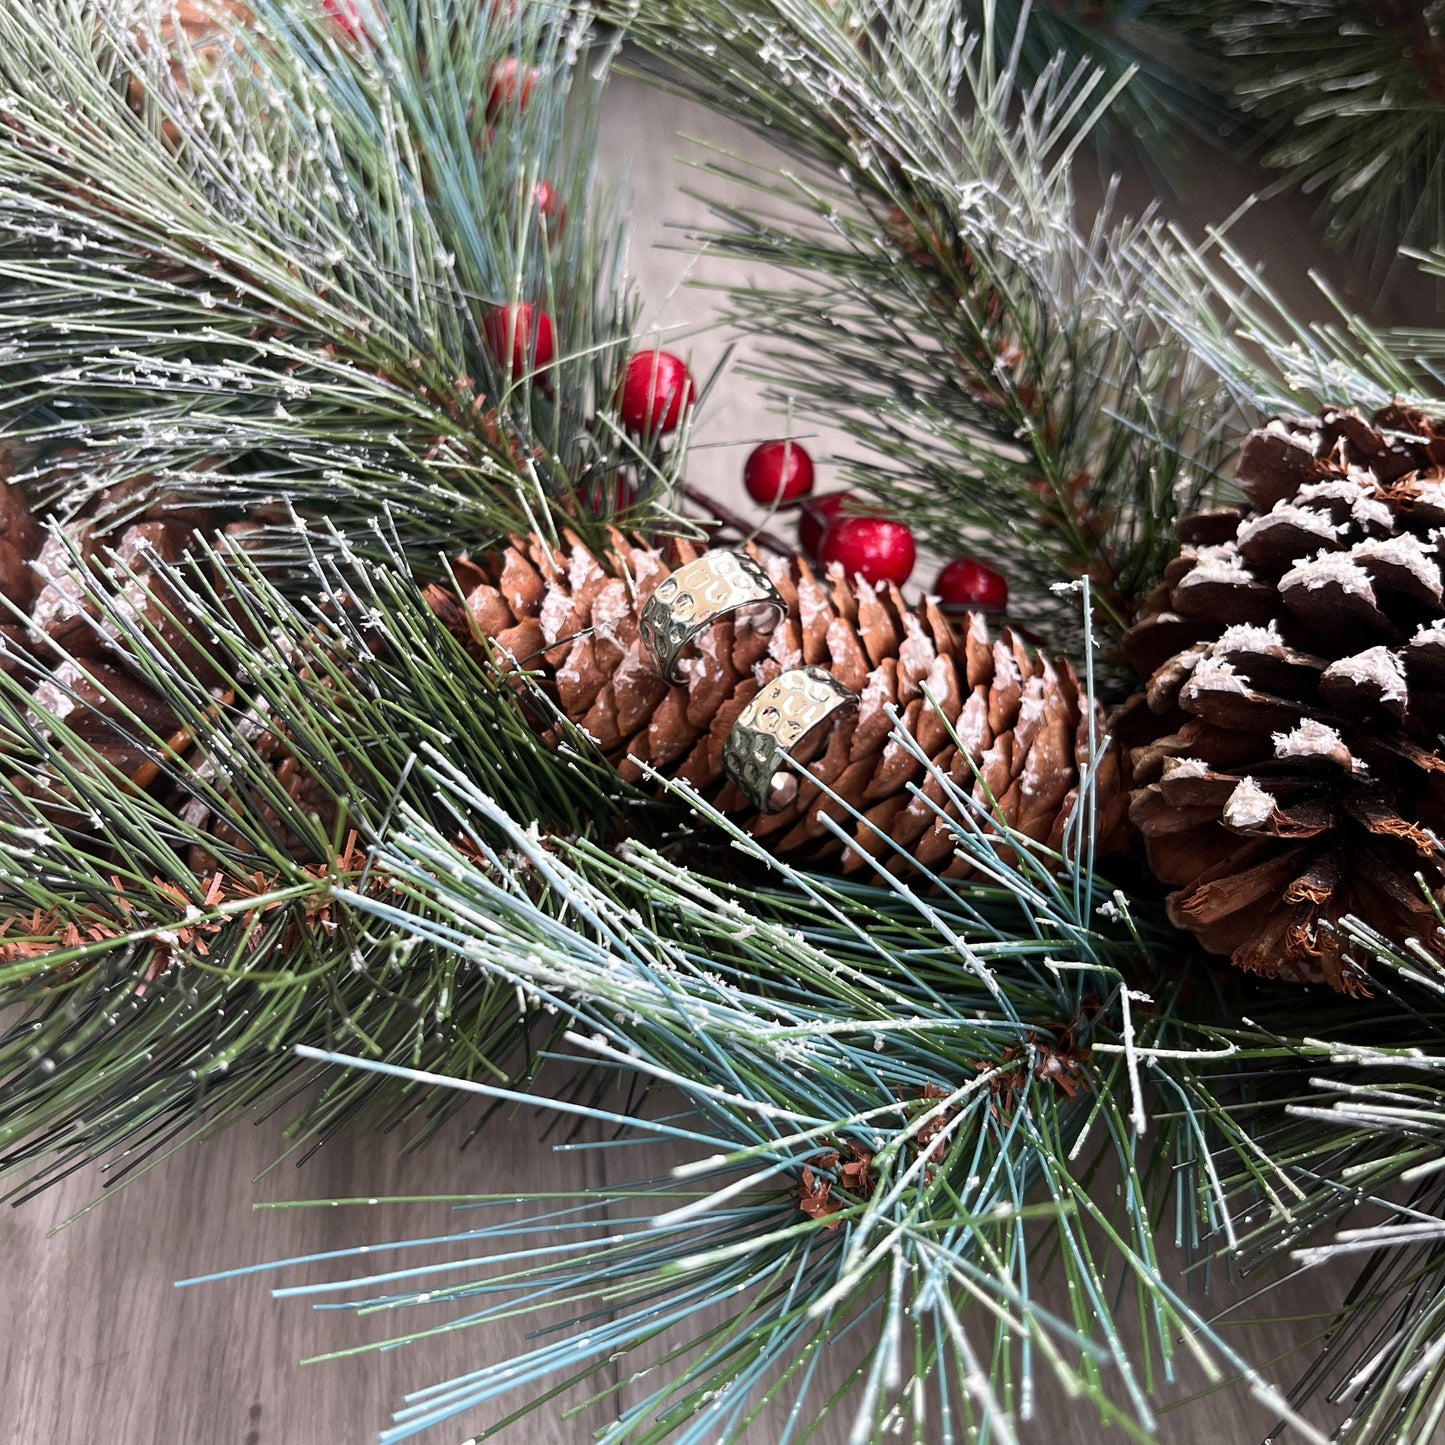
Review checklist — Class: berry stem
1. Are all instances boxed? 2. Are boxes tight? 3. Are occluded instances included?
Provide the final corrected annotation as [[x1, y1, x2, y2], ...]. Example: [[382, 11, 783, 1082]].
[[682, 483, 793, 557]]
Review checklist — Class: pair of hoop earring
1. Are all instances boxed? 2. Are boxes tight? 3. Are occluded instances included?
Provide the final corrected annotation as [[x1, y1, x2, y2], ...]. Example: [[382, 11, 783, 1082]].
[[637, 550, 858, 813]]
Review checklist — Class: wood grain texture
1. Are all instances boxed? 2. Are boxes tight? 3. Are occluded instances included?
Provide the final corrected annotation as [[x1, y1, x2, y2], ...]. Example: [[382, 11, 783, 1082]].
[[3, 73, 1399, 1445]]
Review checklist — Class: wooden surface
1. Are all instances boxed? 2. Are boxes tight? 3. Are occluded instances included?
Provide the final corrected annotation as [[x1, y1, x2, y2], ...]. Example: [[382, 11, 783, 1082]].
[[2, 74, 1406, 1445]]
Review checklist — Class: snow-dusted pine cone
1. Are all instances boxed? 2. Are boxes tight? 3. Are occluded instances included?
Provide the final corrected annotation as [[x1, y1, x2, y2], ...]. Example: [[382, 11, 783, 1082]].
[[1120, 406, 1445, 993], [1, 470, 212, 783], [0, 454, 1128, 888], [0, 459, 280, 834], [425, 532, 1131, 879]]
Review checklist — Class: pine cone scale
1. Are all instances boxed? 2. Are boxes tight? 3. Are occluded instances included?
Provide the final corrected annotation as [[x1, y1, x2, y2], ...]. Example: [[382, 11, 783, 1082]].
[[0, 473, 41, 613], [0, 461, 328, 856]]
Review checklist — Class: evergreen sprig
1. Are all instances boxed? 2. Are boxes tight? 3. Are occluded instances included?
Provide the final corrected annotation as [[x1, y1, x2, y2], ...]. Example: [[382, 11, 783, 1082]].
[[1193, 932, 1445, 1445], [1213, 0, 1445, 275], [194, 745, 1332, 1444], [947, 0, 1223, 158], [1144, 222, 1445, 433], [0, 0, 677, 1188], [225, 787, 1445, 1443], [615, 0, 1246, 648], [0, 522, 653, 1196], [0, 0, 674, 565]]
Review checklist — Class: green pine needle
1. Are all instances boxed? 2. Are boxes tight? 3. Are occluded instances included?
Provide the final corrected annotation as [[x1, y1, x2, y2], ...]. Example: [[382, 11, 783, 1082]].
[[617, 0, 1248, 649], [194, 733, 1335, 1444], [1214, 0, 1445, 275], [0, 521, 651, 1196], [0, 0, 685, 565]]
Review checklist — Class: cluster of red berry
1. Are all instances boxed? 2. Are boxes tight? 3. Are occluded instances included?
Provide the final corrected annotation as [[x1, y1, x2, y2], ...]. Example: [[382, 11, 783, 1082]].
[[604, 351, 1008, 610], [741, 431, 1007, 612], [321, 6, 1007, 611]]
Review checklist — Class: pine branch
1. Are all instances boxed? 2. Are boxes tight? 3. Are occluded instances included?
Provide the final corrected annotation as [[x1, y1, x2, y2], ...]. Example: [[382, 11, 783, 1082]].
[[1143, 222, 1445, 436], [0, 0, 700, 1192], [612, 0, 1249, 652], [947, 0, 1227, 158], [179, 697, 1359, 1444], [0, 0, 683, 566], [0, 523, 653, 1194], [1212, 0, 1445, 274], [1193, 929, 1445, 1445]]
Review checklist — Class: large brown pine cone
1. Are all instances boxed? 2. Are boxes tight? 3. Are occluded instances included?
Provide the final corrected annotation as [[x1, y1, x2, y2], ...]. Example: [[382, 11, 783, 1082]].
[[425, 532, 1131, 879], [1120, 406, 1445, 993]]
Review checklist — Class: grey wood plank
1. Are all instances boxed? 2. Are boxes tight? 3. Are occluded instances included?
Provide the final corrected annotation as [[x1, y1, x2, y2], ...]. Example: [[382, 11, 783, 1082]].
[[0, 1092, 1357, 1445], [2, 1104, 617, 1445]]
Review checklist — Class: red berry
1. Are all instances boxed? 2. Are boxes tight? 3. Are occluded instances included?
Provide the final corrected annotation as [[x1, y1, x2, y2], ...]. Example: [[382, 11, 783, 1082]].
[[618, 351, 695, 435], [487, 58, 539, 119], [797, 491, 851, 560], [484, 302, 555, 380], [820, 516, 916, 588], [935, 556, 1008, 613], [323, 0, 367, 41], [743, 439, 815, 508], [531, 180, 566, 234]]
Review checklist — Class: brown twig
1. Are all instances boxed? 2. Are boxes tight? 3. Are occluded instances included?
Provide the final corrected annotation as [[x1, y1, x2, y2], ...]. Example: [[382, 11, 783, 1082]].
[[683, 483, 794, 557]]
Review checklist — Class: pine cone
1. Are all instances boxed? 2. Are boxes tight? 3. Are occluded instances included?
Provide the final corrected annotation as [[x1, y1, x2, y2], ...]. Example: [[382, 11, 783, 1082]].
[[0, 466, 269, 807], [1, 458, 1126, 886], [1120, 406, 1445, 993], [424, 532, 1130, 879]]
